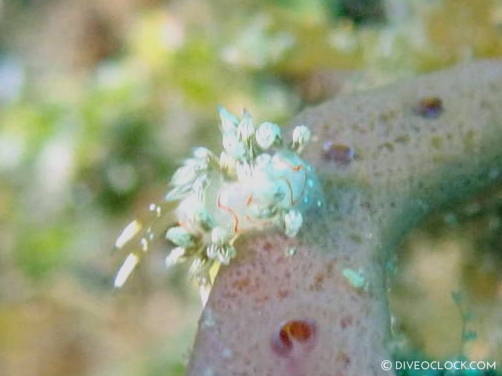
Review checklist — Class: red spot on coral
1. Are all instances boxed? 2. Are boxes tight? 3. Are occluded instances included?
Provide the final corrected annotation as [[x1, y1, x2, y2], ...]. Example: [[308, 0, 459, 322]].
[[255, 294, 270, 304], [232, 277, 251, 292], [263, 242, 273, 252], [311, 272, 325, 291], [270, 319, 317, 358], [287, 320, 314, 342], [278, 289, 290, 299]]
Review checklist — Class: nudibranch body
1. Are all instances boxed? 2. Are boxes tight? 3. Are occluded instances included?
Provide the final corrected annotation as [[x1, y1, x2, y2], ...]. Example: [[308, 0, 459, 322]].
[[114, 107, 323, 299]]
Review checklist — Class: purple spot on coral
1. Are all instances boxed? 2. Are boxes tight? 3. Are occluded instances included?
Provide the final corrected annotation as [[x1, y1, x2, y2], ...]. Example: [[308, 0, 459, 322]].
[[414, 97, 443, 119], [322, 142, 355, 165]]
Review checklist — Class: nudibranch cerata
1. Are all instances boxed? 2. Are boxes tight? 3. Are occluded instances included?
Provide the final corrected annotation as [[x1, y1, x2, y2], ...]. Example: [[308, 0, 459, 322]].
[[114, 107, 323, 301]]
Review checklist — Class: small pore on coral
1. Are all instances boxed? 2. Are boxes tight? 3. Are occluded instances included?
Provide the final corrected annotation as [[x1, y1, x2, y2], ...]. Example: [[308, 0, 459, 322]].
[[270, 319, 317, 358], [322, 141, 355, 165], [413, 96, 444, 119]]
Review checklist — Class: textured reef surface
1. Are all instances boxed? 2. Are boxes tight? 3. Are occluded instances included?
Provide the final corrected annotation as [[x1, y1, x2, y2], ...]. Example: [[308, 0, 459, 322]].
[[188, 61, 502, 376]]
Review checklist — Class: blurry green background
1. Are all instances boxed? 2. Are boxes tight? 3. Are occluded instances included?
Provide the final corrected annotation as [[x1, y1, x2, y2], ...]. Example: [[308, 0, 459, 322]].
[[0, 0, 501, 375]]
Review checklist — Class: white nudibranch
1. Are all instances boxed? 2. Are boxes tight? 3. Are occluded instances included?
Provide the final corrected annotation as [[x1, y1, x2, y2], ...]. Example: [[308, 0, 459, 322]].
[[114, 107, 323, 300]]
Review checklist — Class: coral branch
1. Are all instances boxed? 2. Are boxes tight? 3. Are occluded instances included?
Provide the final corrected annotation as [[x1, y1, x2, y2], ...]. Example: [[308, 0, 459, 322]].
[[188, 61, 502, 375]]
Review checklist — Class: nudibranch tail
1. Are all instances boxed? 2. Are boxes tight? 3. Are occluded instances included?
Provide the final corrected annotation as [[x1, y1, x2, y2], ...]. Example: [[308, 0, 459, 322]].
[[114, 107, 323, 302]]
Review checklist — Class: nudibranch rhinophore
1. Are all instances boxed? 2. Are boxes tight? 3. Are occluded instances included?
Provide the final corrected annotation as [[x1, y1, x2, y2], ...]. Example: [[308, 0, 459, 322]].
[[114, 107, 323, 301]]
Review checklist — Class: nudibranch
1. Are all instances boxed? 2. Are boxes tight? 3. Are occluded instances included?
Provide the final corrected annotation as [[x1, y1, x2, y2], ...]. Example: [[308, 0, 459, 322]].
[[114, 107, 323, 301]]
